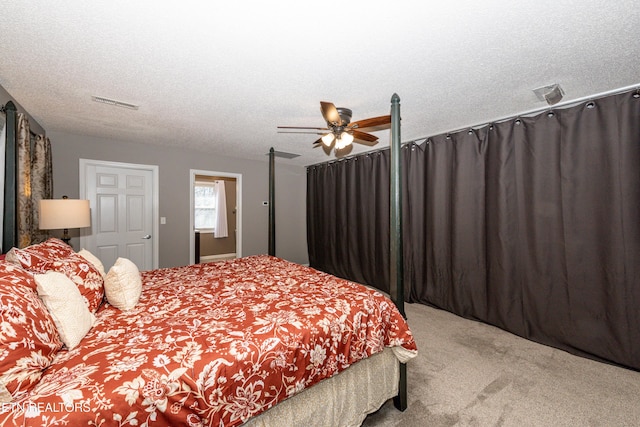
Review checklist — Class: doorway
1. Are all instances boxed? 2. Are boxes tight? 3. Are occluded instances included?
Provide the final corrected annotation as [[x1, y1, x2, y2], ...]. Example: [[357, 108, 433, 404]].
[[189, 169, 242, 264]]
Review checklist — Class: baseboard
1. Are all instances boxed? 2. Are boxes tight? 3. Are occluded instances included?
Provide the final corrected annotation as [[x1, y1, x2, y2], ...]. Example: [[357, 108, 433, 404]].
[[200, 253, 236, 262]]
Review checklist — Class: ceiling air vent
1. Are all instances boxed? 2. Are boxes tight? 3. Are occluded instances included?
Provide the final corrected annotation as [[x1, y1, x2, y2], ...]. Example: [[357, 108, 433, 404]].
[[267, 150, 300, 159], [92, 96, 139, 110], [532, 84, 564, 106]]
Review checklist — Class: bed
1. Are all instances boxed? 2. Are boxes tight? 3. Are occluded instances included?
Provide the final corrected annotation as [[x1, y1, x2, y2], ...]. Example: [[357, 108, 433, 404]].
[[1, 96, 415, 425], [0, 239, 415, 425]]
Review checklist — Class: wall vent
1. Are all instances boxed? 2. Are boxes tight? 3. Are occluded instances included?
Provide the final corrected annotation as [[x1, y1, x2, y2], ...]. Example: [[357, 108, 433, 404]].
[[92, 96, 139, 110]]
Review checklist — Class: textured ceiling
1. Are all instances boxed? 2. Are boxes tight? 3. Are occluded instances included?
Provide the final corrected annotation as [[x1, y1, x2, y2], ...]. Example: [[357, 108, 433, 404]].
[[1, 1, 639, 166]]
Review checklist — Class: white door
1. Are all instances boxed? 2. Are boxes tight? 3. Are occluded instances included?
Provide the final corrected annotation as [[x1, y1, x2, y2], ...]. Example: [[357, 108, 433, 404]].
[[80, 160, 159, 271]]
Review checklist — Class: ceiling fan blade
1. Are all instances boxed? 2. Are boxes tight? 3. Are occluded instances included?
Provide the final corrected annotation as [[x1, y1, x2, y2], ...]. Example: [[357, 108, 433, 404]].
[[335, 143, 354, 156], [352, 130, 378, 142], [278, 131, 325, 135], [277, 126, 329, 130], [352, 130, 379, 146], [349, 115, 391, 132], [320, 102, 342, 126]]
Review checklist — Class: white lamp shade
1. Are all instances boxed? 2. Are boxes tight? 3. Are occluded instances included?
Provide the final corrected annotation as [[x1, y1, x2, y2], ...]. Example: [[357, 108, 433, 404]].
[[321, 133, 335, 147], [39, 199, 91, 230], [340, 132, 354, 146]]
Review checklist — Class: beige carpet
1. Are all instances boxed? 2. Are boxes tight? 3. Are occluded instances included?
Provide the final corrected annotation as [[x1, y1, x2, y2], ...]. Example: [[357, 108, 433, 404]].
[[363, 302, 640, 426]]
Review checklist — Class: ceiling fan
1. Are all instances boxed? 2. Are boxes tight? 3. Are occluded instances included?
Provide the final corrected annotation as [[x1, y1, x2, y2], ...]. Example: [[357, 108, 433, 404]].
[[278, 101, 391, 154]]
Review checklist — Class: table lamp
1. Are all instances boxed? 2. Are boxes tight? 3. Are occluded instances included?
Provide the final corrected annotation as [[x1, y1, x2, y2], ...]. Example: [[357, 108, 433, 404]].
[[39, 196, 91, 245]]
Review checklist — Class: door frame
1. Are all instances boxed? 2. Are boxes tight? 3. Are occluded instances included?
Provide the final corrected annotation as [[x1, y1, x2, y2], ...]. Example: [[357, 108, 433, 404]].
[[189, 169, 242, 265], [79, 159, 160, 270]]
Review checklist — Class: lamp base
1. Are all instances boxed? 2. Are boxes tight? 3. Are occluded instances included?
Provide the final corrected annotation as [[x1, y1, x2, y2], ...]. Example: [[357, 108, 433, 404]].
[[62, 228, 71, 246]]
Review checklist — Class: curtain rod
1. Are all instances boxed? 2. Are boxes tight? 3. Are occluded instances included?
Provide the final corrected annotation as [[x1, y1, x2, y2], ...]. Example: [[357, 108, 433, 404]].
[[308, 83, 640, 168], [402, 82, 640, 146]]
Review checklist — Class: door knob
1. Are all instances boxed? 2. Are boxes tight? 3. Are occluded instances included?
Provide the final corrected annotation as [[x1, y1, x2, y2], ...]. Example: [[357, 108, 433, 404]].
[[142, 234, 151, 239]]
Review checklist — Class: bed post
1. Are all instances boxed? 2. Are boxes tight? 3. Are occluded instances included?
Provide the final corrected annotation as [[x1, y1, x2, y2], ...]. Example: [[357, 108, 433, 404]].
[[268, 147, 275, 256], [389, 93, 407, 411], [2, 101, 17, 253], [389, 94, 404, 318]]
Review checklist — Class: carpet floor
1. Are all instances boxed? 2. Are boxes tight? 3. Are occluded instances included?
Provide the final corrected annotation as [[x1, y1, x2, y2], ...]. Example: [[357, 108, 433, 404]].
[[363, 302, 640, 426]]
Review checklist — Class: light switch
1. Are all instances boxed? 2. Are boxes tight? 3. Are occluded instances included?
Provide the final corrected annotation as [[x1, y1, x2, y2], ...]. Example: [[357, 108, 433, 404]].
[[160, 217, 166, 224]]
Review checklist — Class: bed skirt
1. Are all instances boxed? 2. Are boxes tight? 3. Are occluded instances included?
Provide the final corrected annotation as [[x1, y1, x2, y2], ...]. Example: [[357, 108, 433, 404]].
[[245, 347, 400, 427]]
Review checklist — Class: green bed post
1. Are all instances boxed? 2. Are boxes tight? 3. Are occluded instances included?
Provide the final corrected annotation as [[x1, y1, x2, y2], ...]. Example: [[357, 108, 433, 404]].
[[268, 147, 275, 256], [2, 101, 17, 253], [389, 93, 404, 318], [389, 93, 407, 411]]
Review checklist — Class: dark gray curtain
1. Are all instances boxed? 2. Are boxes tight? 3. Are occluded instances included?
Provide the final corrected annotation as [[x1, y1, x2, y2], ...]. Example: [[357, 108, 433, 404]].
[[307, 90, 640, 370], [307, 151, 390, 291]]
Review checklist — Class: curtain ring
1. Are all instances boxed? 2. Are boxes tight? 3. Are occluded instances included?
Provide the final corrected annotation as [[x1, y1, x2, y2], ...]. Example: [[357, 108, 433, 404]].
[[489, 124, 494, 130], [633, 89, 640, 99], [586, 101, 595, 109], [446, 134, 451, 140], [468, 129, 473, 135], [547, 110, 555, 117], [515, 118, 521, 125]]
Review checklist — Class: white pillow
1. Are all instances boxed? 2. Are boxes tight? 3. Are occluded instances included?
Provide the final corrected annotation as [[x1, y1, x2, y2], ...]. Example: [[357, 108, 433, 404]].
[[77, 249, 106, 277], [35, 271, 96, 350], [104, 258, 142, 311]]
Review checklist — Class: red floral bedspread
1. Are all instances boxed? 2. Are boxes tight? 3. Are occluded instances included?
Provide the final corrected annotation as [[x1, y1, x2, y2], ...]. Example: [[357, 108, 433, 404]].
[[0, 255, 416, 426]]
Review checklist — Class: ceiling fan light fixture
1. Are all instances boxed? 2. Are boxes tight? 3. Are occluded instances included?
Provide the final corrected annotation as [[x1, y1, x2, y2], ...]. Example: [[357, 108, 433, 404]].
[[278, 101, 390, 156], [321, 133, 335, 147], [340, 131, 354, 146], [335, 132, 354, 150]]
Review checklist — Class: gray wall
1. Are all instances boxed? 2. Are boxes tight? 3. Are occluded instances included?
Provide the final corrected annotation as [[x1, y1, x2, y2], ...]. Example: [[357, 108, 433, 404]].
[[48, 131, 308, 267]]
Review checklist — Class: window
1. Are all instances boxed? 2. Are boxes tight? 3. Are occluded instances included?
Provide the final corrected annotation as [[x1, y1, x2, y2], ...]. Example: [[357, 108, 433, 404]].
[[194, 182, 217, 230]]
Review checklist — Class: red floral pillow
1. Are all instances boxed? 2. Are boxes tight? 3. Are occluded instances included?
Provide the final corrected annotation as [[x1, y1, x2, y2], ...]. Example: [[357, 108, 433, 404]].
[[5, 238, 75, 271], [0, 260, 39, 291], [8, 240, 105, 313], [35, 254, 105, 313], [0, 262, 63, 401]]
